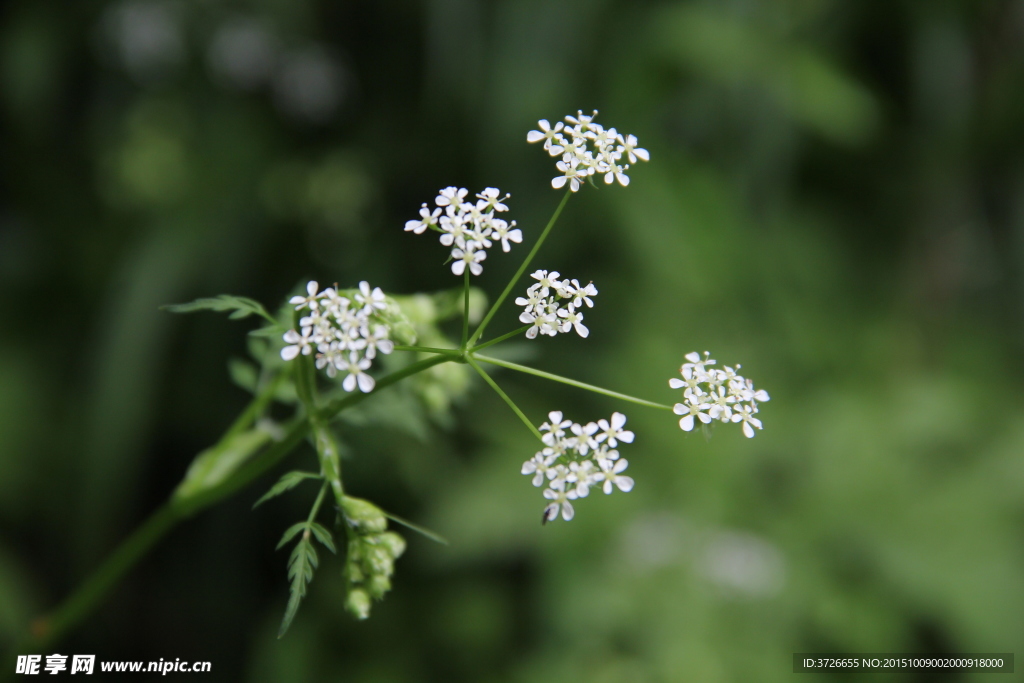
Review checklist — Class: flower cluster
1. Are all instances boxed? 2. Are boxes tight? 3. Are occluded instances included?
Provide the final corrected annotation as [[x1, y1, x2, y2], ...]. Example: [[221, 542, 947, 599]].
[[522, 411, 635, 523], [341, 496, 406, 620], [404, 186, 521, 277], [527, 110, 649, 191], [516, 269, 598, 339], [280, 280, 395, 393], [669, 352, 770, 438]]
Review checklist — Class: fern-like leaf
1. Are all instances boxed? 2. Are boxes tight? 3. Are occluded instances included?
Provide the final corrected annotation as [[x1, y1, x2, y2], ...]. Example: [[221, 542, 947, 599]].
[[308, 522, 336, 553], [275, 522, 307, 550], [162, 295, 277, 325], [278, 537, 318, 638], [253, 471, 322, 509]]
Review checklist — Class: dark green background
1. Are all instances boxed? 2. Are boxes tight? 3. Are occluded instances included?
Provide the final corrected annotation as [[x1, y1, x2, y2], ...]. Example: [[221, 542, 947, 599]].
[[2, 0, 1024, 680]]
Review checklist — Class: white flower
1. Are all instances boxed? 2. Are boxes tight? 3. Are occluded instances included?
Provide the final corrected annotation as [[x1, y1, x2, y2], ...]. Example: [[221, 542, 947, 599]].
[[674, 394, 712, 432], [404, 185, 520, 276], [539, 411, 572, 445], [669, 352, 768, 437], [528, 410, 636, 524], [522, 452, 556, 487], [596, 412, 634, 447], [528, 110, 649, 192], [339, 351, 375, 393], [281, 327, 315, 360], [491, 219, 522, 252], [542, 487, 577, 523], [594, 457, 634, 494], [519, 271, 597, 341], [404, 204, 441, 234], [436, 186, 467, 207], [570, 421, 600, 455], [526, 119, 565, 155], [289, 280, 321, 310], [451, 246, 486, 276], [354, 281, 387, 314], [362, 325, 394, 359], [476, 187, 510, 212], [732, 404, 763, 438], [557, 305, 588, 338]]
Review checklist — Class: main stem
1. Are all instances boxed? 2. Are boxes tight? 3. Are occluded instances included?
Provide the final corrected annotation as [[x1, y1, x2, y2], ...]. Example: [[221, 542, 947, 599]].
[[468, 190, 571, 346], [462, 271, 470, 348], [9, 354, 452, 661]]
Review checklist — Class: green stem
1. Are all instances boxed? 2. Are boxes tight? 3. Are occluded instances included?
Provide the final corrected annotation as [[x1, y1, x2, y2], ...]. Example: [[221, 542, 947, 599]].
[[462, 270, 470, 348], [306, 481, 329, 529], [466, 356, 543, 441], [472, 353, 674, 411], [224, 367, 289, 440], [468, 190, 571, 346], [393, 345, 462, 357], [8, 354, 453, 662], [471, 325, 530, 352]]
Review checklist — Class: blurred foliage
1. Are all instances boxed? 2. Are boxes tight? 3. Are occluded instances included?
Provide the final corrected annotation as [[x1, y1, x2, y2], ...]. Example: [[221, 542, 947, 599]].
[[3, 0, 1024, 681]]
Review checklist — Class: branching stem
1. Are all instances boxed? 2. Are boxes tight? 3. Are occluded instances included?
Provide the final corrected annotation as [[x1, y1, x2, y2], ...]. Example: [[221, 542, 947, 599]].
[[466, 356, 543, 441]]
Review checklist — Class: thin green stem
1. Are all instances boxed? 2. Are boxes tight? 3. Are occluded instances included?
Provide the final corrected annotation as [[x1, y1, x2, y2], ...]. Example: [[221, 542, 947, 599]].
[[306, 481, 329, 528], [472, 353, 674, 411], [471, 325, 530, 352], [393, 345, 462, 357], [466, 356, 543, 441], [223, 368, 288, 440], [7, 354, 454, 663], [468, 190, 571, 346], [462, 270, 470, 348]]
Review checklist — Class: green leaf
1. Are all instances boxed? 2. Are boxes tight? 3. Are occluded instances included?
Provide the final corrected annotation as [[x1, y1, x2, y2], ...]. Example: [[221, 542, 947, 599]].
[[308, 522, 336, 553], [276, 522, 307, 550], [278, 538, 318, 638], [173, 428, 272, 502], [162, 294, 277, 325], [253, 471, 322, 509], [228, 358, 259, 393]]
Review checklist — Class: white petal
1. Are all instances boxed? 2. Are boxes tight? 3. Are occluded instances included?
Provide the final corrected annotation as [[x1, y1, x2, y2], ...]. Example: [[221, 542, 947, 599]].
[[615, 476, 634, 492], [673, 403, 687, 416], [357, 373, 375, 393], [618, 430, 634, 443], [342, 374, 356, 392], [452, 260, 466, 276], [281, 345, 300, 361], [527, 130, 545, 143], [552, 176, 567, 189], [680, 415, 695, 431], [743, 421, 754, 438], [561, 501, 575, 521], [669, 378, 685, 389]]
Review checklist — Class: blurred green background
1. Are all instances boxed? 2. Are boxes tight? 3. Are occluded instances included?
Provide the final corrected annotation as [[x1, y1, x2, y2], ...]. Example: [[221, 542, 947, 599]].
[[3, 0, 1024, 680]]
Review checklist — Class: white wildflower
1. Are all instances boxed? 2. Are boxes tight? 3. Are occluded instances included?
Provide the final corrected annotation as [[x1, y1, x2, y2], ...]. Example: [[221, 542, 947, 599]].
[[528, 110, 650, 192], [526, 410, 637, 523], [518, 270, 596, 340], [669, 352, 769, 437], [280, 280, 397, 393], [403, 185, 521, 276]]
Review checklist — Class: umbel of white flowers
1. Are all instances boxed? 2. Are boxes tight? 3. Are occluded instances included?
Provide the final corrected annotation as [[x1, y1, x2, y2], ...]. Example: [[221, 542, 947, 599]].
[[279, 280, 395, 392], [404, 186, 522, 276], [522, 411, 636, 523], [528, 110, 649, 191], [516, 269, 598, 339], [670, 351, 770, 438]]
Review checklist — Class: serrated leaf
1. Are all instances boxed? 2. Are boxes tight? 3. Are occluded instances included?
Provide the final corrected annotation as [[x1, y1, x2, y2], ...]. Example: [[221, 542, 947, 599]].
[[276, 522, 307, 550], [308, 522, 336, 553], [253, 471, 321, 509], [279, 538, 318, 638], [173, 428, 272, 502], [162, 294, 277, 325]]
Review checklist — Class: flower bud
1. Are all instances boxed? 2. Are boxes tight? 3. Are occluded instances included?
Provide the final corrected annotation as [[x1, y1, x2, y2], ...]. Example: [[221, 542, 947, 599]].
[[345, 588, 372, 620], [367, 574, 392, 599], [342, 496, 387, 534], [379, 531, 406, 559]]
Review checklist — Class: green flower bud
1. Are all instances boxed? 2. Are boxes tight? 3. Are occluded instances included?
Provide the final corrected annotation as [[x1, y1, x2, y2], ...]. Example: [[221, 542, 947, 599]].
[[367, 574, 392, 599], [379, 531, 407, 559], [342, 496, 387, 534], [345, 588, 372, 620]]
